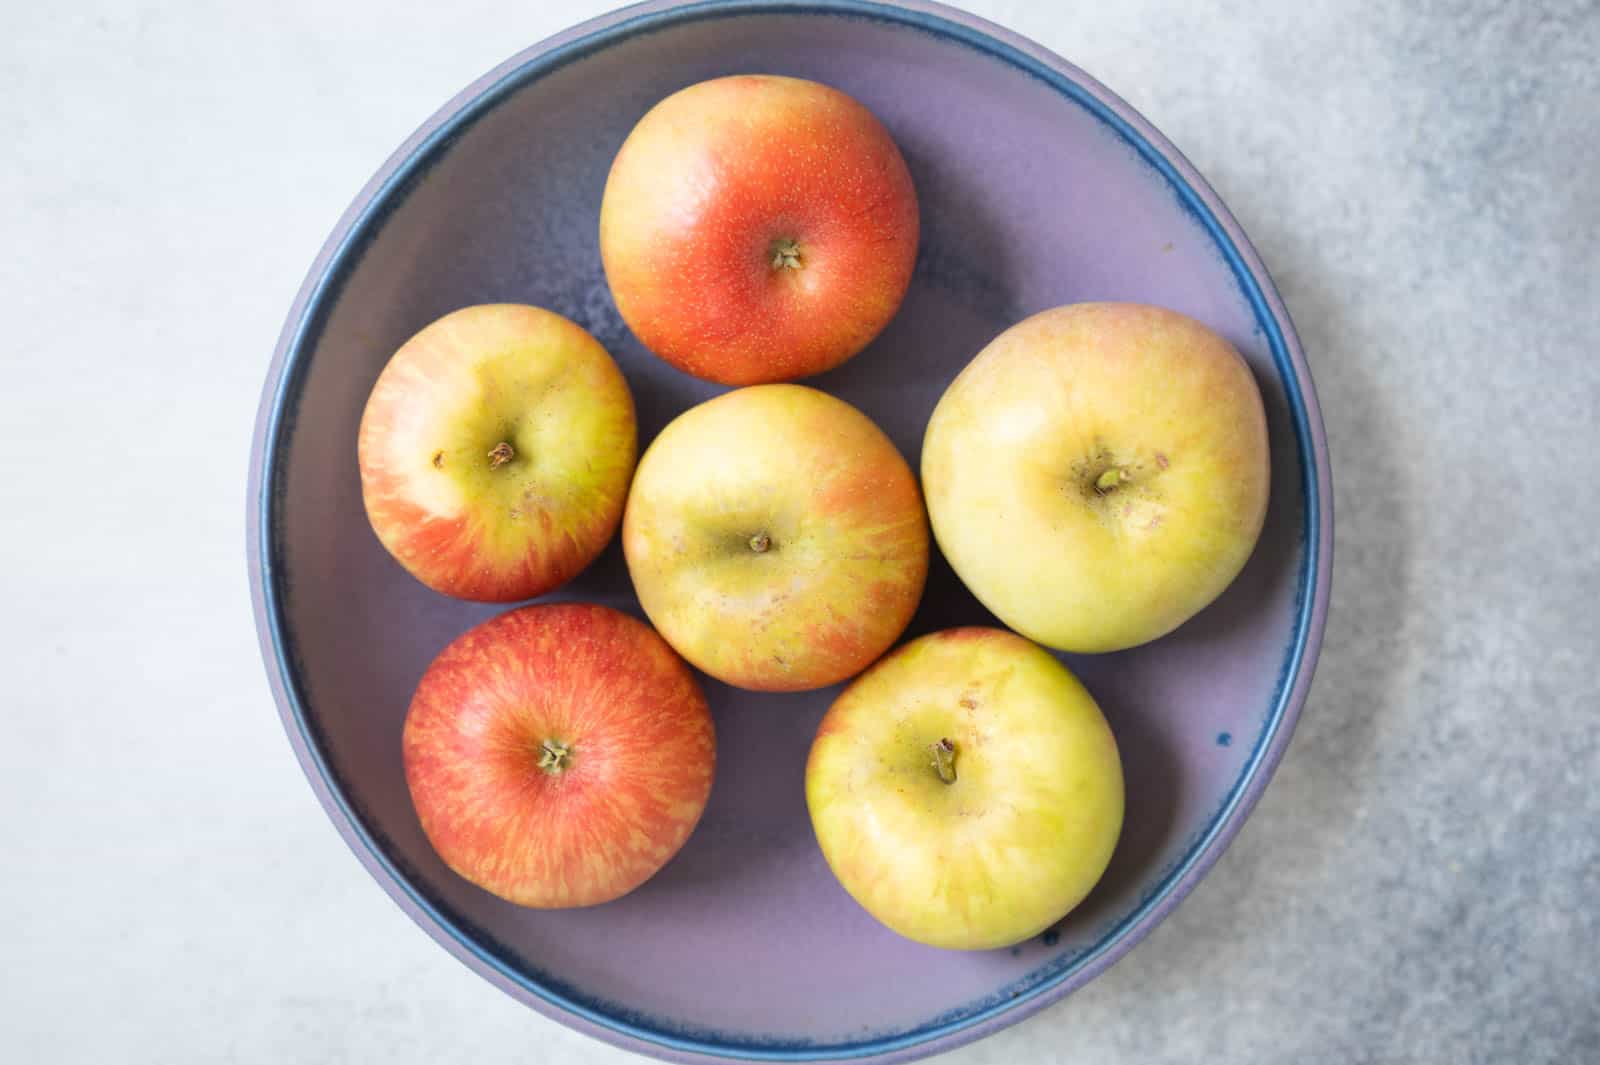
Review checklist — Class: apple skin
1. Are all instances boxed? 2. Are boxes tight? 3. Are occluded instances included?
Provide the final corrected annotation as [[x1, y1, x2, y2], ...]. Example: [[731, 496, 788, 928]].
[[599, 74, 919, 385], [622, 384, 929, 692], [922, 302, 1270, 653], [806, 627, 1124, 951], [402, 603, 715, 908], [358, 304, 637, 602]]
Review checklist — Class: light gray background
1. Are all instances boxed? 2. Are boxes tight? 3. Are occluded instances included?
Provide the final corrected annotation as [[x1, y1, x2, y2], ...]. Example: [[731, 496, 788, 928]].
[[4, 1, 1596, 1062]]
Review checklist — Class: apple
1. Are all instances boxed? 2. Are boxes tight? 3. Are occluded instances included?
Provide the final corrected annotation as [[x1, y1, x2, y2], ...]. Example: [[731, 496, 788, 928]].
[[922, 302, 1270, 653], [623, 384, 928, 691], [403, 603, 714, 908], [806, 627, 1124, 950], [599, 74, 919, 385], [358, 304, 637, 602]]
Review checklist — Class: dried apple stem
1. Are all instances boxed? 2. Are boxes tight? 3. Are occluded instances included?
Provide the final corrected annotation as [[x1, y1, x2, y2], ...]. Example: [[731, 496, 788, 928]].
[[930, 738, 957, 784], [1094, 468, 1127, 494], [537, 739, 572, 774], [749, 533, 772, 553], [769, 238, 804, 271]]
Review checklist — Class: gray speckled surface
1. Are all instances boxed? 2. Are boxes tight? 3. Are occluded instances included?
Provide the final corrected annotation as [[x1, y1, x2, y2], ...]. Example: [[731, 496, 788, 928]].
[[2, 1, 1596, 1062]]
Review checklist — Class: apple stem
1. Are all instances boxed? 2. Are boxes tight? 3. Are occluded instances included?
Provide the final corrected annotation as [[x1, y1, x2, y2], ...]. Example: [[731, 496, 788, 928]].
[[769, 238, 804, 271], [749, 533, 772, 554], [537, 739, 572, 774], [488, 442, 515, 469], [1094, 468, 1127, 494], [930, 738, 957, 784]]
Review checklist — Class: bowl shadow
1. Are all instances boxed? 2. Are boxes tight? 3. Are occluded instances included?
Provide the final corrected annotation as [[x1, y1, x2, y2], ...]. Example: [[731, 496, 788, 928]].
[[1009, 185, 1410, 1042]]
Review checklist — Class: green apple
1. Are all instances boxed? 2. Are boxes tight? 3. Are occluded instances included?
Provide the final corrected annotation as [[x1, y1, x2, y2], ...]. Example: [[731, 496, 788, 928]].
[[806, 627, 1123, 950], [922, 302, 1270, 653]]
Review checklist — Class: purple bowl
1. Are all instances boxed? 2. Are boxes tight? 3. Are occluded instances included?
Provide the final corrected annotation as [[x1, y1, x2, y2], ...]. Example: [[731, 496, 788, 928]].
[[247, 1, 1333, 1061]]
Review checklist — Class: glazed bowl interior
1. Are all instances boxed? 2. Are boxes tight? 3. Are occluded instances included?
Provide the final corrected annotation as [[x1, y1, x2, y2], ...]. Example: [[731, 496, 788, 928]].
[[251, 2, 1329, 1061]]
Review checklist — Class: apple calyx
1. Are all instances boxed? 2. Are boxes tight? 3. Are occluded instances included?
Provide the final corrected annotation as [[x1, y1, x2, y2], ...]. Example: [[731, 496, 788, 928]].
[[487, 441, 516, 469], [536, 738, 573, 774], [769, 238, 804, 272], [1094, 467, 1129, 494], [748, 532, 773, 554], [929, 737, 957, 784]]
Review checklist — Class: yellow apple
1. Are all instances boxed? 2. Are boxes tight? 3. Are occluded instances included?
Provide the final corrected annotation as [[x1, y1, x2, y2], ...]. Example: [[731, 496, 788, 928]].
[[806, 627, 1124, 950], [922, 302, 1270, 653], [622, 385, 928, 691], [358, 304, 636, 602]]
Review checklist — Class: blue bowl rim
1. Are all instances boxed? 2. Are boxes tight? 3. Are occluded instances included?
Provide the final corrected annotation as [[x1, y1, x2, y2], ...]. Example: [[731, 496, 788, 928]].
[[246, 1, 1335, 1062]]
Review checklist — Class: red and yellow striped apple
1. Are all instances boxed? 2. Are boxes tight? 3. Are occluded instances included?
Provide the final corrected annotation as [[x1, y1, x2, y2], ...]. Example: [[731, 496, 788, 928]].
[[922, 302, 1270, 653], [358, 304, 637, 602], [806, 627, 1124, 950], [622, 385, 928, 691], [403, 603, 714, 908], [599, 75, 919, 385]]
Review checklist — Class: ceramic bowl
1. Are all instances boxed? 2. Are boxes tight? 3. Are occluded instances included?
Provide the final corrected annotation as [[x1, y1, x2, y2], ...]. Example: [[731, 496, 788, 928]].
[[248, 1, 1332, 1061]]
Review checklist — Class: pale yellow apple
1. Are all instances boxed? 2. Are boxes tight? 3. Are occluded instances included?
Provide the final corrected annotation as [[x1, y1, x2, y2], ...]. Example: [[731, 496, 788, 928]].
[[806, 627, 1124, 950], [922, 302, 1270, 653], [622, 385, 928, 692]]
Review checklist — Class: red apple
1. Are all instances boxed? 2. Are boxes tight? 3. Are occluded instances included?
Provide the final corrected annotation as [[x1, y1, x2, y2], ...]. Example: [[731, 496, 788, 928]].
[[599, 75, 919, 385], [359, 304, 637, 602], [403, 603, 715, 908]]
